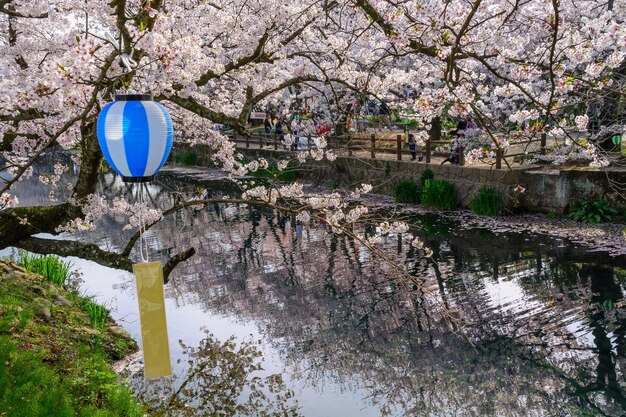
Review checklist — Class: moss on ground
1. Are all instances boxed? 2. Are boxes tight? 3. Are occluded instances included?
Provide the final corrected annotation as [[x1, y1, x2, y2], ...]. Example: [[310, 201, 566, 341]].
[[0, 259, 148, 417]]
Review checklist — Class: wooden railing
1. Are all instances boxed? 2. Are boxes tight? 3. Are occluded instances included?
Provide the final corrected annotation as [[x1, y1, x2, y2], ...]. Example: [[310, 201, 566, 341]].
[[494, 132, 547, 169], [225, 131, 548, 169]]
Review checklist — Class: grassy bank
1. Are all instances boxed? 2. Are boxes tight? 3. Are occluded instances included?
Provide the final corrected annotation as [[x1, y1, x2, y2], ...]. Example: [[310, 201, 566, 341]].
[[0, 257, 148, 417]]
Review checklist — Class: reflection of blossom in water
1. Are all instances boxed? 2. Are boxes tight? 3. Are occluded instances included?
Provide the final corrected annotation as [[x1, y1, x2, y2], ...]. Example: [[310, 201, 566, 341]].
[[78, 174, 626, 417], [121, 333, 301, 417]]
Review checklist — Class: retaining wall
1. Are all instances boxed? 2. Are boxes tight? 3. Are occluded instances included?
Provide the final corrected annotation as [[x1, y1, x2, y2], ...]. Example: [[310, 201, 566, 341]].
[[171, 144, 626, 213]]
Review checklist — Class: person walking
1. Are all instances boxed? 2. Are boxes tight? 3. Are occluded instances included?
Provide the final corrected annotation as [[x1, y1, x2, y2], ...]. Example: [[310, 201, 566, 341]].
[[291, 114, 300, 150], [408, 134, 417, 161], [264, 114, 273, 142], [275, 118, 285, 145]]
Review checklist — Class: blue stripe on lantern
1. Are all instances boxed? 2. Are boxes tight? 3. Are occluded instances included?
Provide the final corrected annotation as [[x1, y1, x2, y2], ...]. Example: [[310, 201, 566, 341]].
[[97, 102, 115, 172], [98, 101, 132, 177], [154, 102, 173, 174], [122, 101, 150, 177]]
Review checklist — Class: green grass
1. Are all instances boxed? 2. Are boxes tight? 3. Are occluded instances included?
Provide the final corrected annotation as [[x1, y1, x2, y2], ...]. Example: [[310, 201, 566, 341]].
[[173, 151, 198, 166], [0, 261, 146, 417], [17, 252, 73, 287], [569, 199, 618, 223], [77, 297, 109, 330], [470, 186, 502, 216], [394, 179, 420, 204], [421, 179, 458, 211]]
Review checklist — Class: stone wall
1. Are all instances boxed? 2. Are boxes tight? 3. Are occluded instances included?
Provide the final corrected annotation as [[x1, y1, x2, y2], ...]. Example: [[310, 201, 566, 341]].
[[523, 168, 626, 213], [171, 144, 626, 213]]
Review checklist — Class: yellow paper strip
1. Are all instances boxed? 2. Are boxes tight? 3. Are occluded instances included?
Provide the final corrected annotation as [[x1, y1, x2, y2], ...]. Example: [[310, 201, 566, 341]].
[[133, 261, 172, 379]]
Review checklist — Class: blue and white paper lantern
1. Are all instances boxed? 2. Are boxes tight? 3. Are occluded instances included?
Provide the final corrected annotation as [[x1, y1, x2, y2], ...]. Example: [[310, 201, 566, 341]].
[[97, 94, 173, 182]]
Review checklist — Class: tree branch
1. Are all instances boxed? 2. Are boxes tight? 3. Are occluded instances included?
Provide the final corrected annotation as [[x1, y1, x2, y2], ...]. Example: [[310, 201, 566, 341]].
[[15, 236, 195, 284]]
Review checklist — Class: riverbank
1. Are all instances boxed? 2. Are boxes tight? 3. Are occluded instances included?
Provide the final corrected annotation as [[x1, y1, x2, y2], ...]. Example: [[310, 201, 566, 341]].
[[171, 143, 626, 213], [0, 258, 148, 416], [160, 165, 626, 261]]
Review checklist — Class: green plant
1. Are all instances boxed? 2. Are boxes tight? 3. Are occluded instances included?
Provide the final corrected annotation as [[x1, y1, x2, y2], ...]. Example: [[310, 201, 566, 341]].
[[0, 268, 146, 417], [79, 298, 109, 330], [569, 199, 618, 223], [394, 179, 421, 204], [420, 168, 434, 187], [17, 252, 73, 286], [547, 212, 559, 220], [173, 150, 198, 166], [470, 186, 502, 216], [421, 179, 458, 211]]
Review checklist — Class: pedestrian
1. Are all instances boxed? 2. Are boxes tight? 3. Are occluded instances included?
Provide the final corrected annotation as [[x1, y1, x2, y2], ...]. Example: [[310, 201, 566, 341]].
[[264, 113, 273, 142], [291, 115, 300, 150], [408, 134, 417, 161], [275, 118, 285, 144]]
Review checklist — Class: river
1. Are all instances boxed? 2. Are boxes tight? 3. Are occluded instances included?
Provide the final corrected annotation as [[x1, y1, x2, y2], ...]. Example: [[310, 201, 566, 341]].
[[2, 165, 625, 416]]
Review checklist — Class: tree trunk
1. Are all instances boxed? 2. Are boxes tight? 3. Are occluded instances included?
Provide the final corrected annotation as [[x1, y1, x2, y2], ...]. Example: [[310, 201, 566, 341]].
[[429, 116, 442, 141], [73, 121, 102, 199]]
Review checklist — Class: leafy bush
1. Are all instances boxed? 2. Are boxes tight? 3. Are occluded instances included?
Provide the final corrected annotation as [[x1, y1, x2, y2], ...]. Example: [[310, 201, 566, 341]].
[[420, 168, 434, 187], [174, 151, 198, 166], [569, 199, 618, 223], [470, 186, 502, 216], [394, 179, 420, 203], [421, 179, 457, 211], [17, 253, 73, 287], [398, 118, 419, 128]]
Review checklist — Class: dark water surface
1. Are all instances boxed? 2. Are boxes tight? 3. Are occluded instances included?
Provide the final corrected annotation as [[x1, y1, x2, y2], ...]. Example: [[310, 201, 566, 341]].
[[4, 168, 626, 416]]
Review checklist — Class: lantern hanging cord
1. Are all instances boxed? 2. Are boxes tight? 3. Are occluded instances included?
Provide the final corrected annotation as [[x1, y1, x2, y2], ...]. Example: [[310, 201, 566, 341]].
[[138, 183, 150, 263]]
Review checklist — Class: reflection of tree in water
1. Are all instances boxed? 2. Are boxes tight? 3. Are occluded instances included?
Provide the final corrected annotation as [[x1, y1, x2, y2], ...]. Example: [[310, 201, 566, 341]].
[[80, 176, 625, 416], [127, 332, 301, 417], [150, 203, 626, 416]]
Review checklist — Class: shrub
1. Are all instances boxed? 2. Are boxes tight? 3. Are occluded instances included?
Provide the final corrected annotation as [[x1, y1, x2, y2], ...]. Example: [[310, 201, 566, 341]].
[[394, 179, 420, 203], [420, 168, 434, 187], [569, 199, 618, 223], [174, 151, 198, 166], [421, 179, 457, 210], [470, 186, 502, 216], [17, 253, 73, 287]]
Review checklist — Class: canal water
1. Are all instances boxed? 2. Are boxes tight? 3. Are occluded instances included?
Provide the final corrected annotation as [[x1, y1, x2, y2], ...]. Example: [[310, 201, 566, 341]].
[[3, 167, 626, 416]]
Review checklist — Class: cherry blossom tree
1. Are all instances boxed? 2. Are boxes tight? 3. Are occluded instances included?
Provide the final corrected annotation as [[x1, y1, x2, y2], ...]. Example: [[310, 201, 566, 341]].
[[1, 0, 625, 272]]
